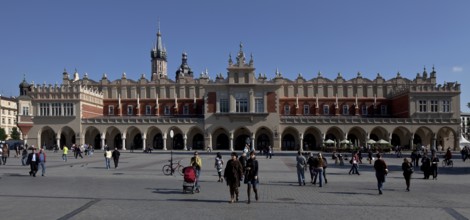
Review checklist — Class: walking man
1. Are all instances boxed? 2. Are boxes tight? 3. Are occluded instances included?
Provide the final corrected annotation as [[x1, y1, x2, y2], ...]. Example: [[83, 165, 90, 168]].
[[2, 143, 10, 165], [104, 147, 112, 169], [62, 145, 68, 162], [296, 151, 307, 186], [112, 148, 121, 169], [27, 147, 39, 177], [245, 151, 259, 204], [38, 148, 47, 176], [374, 153, 388, 194]]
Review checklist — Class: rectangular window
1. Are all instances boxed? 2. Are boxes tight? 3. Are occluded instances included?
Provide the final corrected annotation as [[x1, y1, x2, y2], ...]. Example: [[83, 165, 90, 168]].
[[442, 100, 450, 112], [22, 106, 29, 116], [127, 105, 133, 115], [40, 103, 50, 116], [430, 100, 438, 112], [342, 105, 349, 115], [220, 99, 229, 113], [303, 104, 310, 115], [361, 105, 367, 116], [8, 118, 11, 124], [1, 118, 4, 124], [419, 100, 427, 112], [108, 105, 114, 115], [145, 105, 152, 115], [164, 106, 171, 115], [183, 105, 189, 115], [64, 103, 74, 116], [235, 98, 248, 113], [381, 105, 387, 115], [255, 98, 264, 113], [323, 105, 329, 115], [50, 103, 58, 116], [284, 105, 291, 115]]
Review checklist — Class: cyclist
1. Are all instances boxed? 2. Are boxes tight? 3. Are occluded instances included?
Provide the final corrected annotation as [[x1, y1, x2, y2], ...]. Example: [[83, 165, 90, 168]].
[[444, 148, 452, 166]]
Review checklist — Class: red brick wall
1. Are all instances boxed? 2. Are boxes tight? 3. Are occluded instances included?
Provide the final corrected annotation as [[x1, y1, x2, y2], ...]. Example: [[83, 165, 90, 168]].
[[266, 92, 276, 113], [82, 104, 103, 118], [390, 95, 409, 118], [207, 92, 216, 113]]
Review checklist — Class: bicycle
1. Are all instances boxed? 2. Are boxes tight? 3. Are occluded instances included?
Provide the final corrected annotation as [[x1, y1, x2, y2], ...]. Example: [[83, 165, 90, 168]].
[[442, 159, 453, 168], [162, 160, 184, 176]]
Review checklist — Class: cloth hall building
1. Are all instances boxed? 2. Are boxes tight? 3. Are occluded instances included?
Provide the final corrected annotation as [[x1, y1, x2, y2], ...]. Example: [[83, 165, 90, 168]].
[[16, 29, 461, 152]]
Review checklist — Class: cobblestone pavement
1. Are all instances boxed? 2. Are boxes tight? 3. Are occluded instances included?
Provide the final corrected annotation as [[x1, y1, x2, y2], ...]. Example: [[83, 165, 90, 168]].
[[1, 151, 469, 220]]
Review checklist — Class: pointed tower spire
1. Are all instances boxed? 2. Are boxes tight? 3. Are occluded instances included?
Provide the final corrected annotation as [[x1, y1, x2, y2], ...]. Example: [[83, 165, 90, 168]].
[[151, 21, 168, 80]]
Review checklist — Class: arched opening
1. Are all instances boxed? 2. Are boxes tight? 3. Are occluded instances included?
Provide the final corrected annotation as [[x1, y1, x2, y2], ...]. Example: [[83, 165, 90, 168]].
[[256, 134, 270, 153], [303, 134, 317, 151], [216, 133, 230, 150], [132, 133, 143, 150], [93, 134, 101, 149], [413, 134, 422, 147], [153, 133, 163, 149], [113, 134, 122, 149], [370, 134, 379, 141], [235, 134, 250, 151], [391, 134, 401, 147], [192, 134, 204, 150], [172, 133, 184, 150], [282, 134, 296, 151]]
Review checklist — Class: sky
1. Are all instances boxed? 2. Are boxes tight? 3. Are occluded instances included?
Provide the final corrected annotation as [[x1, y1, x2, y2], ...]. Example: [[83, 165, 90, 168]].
[[1, 0, 469, 111]]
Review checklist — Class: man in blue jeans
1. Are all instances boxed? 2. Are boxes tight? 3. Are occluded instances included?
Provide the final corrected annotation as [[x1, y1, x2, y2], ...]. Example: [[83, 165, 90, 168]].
[[374, 153, 388, 194], [296, 151, 306, 186]]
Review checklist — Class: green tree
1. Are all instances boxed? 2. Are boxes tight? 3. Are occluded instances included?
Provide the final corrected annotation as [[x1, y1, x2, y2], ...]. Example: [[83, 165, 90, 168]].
[[10, 127, 21, 140], [468, 102, 470, 110], [0, 128, 6, 141]]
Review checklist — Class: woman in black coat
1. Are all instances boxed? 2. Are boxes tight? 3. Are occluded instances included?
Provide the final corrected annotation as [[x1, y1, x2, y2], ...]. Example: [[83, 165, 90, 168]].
[[421, 154, 431, 179], [402, 158, 413, 191], [245, 151, 259, 204], [224, 152, 243, 203]]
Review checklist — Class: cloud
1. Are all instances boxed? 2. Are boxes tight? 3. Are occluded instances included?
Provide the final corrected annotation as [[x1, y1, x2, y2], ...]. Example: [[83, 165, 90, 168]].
[[452, 66, 463, 72]]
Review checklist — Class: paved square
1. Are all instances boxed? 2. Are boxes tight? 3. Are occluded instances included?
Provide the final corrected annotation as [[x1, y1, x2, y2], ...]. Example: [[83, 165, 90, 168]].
[[1, 151, 469, 220]]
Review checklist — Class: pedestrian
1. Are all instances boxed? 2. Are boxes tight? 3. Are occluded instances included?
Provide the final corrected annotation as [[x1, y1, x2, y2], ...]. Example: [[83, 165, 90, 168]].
[[332, 151, 338, 165], [21, 146, 28, 166], [245, 151, 259, 204], [62, 145, 68, 162], [296, 150, 307, 186], [38, 148, 47, 176], [190, 151, 202, 193], [348, 152, 360, 175], [239, 152, 247, 173], [89, 145, 94, 156], [112, 148, 120, 169], [312, 153, 324, 187], [402, 158, 413, 191], [104, 147, 112, 169], [26, 147, 39, 177], [431, 154, 439, 180], [368, 150, 373, 164], [224, 152, 243, 203], [420, 154, 431, 179], [338, 153, 344, 166], [2, 143, 10, 165], [214, 152, 224, 182], [374, 153, 388, 194], [321, 153, 328, 184], [15, 144, 20, 158], [307, 153, 316, 183], [267, 145, 273, 159]]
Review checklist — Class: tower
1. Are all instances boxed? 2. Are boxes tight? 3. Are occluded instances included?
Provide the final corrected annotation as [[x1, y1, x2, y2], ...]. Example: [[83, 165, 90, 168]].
[[151, 24, 167, 80]]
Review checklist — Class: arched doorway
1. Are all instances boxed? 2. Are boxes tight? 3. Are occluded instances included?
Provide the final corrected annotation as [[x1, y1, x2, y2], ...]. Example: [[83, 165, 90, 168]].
[[192, 134, 204, 150], [303, 134, 317, 151], [173, 133, 184, 150], [132, 134, 143, 150], [153, 133, 163, 149], [216, 133, 230, 150], [256, 134, 270, 153], [235, 134, 250, 151], [113, 134, 122, 149], [282, 134, 296, 151]]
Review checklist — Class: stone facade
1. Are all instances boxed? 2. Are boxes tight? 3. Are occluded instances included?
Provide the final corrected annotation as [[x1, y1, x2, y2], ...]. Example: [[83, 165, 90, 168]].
[[16, 29, 462, 151], [0, 95, 19, 139]]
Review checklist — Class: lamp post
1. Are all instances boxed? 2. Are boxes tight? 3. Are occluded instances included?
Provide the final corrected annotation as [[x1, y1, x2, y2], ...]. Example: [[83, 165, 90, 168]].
[[169, 129, 174, 175]]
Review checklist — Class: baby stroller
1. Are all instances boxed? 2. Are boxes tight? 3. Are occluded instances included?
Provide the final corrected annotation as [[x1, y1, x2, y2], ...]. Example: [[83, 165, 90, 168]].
[[182, 166, 197, 194]]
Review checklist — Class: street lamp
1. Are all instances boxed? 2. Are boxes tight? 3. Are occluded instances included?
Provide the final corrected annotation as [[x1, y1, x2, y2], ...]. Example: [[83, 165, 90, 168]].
[[169, 129, 174, 175]]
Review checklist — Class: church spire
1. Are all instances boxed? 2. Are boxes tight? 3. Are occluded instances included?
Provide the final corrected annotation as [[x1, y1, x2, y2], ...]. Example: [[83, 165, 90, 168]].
[[151, 21, 168, 80]]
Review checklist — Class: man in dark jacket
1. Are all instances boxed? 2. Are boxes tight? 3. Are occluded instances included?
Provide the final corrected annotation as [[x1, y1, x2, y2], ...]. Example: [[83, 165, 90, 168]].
[[112, 148, 121, 169], [27, 147, 40, 177], [374, 153, 388, 194]]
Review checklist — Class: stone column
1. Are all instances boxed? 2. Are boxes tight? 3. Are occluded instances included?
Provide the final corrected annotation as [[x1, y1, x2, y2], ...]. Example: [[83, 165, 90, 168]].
[[230, 132, 234, 152], [101, 137, 105, 150], [410, 133, 414, 150], [56, 137, 60, 150], [122, 136, 126, 150], [299, 133, 304, 152], [251, 133, 255, 152], [163, 133, 167, 150], [142, 134, 147, 151], [184, 134, 188, 151]]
